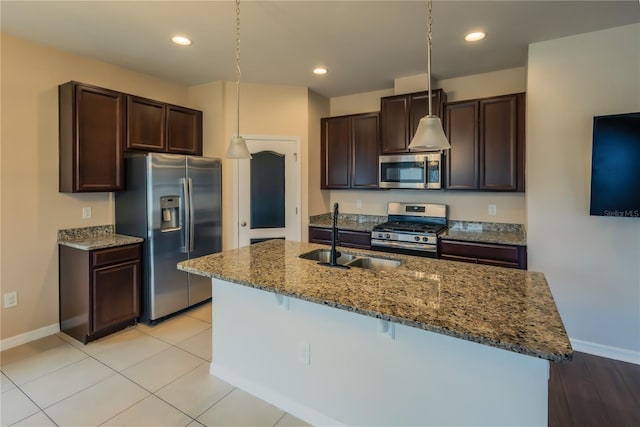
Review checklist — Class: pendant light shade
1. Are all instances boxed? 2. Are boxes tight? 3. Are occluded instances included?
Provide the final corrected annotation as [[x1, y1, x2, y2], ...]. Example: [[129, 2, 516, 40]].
[[407, 0, 450, 152], [409, 115, 450, 150], [225, 136, 251, 159], [225, 0, 252, 159]]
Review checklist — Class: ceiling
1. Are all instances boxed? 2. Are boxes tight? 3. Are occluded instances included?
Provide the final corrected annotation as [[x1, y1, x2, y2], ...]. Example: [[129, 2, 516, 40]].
[[2, 1, 638, 98]]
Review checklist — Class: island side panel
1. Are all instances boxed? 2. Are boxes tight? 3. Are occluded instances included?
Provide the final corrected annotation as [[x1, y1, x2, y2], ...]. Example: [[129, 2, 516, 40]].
[[210, 278, 549, 426]]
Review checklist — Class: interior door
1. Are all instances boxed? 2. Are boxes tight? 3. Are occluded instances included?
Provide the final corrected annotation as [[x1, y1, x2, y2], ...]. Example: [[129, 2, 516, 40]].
[[238, 137, 300, 247]]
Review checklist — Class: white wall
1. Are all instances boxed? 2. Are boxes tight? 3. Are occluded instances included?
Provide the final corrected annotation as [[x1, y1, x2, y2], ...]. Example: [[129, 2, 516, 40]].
[[527, 24, 640, 362], [328, 68, 528, 224]]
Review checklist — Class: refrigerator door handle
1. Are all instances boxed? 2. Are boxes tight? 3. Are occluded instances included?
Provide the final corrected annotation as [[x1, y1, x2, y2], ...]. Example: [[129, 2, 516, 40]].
[[182, 177, 190, 252], [188, 177, 195, 252]]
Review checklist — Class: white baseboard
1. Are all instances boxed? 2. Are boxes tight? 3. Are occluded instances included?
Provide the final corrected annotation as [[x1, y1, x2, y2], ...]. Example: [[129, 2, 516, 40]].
[[210, 363, 345, 427], [570, 337, 640, 365], [0, 323, 60, 352]]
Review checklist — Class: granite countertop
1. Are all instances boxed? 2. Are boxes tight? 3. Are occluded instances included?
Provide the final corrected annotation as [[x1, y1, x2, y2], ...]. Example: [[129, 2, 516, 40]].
[[309, 213, 386, 233], [58, 225, 143, 250], [440, 221, 527, 246], [178, 240, 571, 362]]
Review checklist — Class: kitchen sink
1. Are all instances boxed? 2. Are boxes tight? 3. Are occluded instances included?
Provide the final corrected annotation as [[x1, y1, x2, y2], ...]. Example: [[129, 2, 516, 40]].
[[298, 249, 357, 265], [299, 249, 401, 271], [345, 257, 401, 271]]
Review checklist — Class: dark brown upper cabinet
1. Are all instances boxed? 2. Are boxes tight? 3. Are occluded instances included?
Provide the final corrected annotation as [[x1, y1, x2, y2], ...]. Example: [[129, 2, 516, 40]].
[[167, 105, 203, 155], [126, 97, 203, 156], [59, 81, 125, 193], [321, 112, 380, 189], [445, 93, 525, 192], [380, 89, 447, 154], [126, 96, 166, 152]]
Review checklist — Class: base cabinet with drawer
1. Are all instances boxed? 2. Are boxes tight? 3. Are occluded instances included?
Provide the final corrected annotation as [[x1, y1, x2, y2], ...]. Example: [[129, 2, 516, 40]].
[[309, 226, 371, 250], [439, 240, 527, 270], [59, 243, 141, 343]]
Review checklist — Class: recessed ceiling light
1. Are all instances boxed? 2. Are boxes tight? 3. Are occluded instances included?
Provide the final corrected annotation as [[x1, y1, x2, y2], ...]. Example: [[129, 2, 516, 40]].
[[465, 32, 486, 42], [172, 36, 192, 46], [313, 67, 328, 75]]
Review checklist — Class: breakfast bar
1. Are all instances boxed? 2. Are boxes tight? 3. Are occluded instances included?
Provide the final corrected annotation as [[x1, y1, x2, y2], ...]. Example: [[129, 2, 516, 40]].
[[178, 239, 572, 426]]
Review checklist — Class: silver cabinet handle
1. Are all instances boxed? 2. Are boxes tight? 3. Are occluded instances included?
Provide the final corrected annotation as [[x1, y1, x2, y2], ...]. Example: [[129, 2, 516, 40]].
[[188, 178, 195, 252], [182, 178, 190, 251]]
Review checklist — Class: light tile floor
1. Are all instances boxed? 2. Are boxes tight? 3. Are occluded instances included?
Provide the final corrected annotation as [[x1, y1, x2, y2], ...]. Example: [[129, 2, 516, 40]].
[[0, 303, 310, 427]]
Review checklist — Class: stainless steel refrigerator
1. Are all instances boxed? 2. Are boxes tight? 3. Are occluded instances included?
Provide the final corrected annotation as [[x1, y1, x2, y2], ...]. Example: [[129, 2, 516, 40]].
[[115, 153, 222, 324]]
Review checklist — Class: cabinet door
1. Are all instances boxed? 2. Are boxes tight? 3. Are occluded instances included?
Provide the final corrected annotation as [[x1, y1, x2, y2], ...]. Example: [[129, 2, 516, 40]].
[[380, 95, 410, 154], [321, 116, 351, 189], [309, 226, 332, 245], [59, 82, 125, 192], [479, 95, 519, 191], [351, 113, 380, 188], [167, 105, 203, 155], [446, 101, 479, 189], [126, 96, 166, 152], [92, 260, 140, 333]]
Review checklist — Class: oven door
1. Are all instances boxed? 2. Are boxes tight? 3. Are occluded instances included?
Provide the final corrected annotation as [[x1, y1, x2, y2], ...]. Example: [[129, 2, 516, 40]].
[[370, 239, 438, 258]]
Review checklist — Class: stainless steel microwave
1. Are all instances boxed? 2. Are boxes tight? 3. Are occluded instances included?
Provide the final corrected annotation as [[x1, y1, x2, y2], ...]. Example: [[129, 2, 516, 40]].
[[379, 153, 442, 189]]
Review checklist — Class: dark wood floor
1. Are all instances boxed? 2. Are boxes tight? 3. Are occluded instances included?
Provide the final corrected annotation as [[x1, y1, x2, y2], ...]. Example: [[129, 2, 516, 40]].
[[549, 351, 640, 426]]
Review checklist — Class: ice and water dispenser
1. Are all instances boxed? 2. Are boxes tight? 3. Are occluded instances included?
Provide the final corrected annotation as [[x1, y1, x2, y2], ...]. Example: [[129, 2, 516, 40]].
[[160, 195, 181, 232]]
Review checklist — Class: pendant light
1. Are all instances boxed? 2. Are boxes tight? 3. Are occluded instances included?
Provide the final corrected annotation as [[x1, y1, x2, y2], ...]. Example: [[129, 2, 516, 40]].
[[225, 0, 252, 159], [407, 0, 450, 151]]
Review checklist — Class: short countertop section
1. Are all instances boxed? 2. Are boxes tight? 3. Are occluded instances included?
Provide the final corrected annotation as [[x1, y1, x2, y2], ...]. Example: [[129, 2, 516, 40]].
[[58, 225, 143, 251], [178, 240, 571, 362], [309, 213, 386, 233], [440, 221, 527, 246]]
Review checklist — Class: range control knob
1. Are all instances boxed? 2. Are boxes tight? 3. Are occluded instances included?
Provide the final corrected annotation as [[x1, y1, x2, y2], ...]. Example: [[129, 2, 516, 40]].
[[414, 236, 421, 241], [422, 236, 430, 242], [385, 233, 391, 239], [377, 233, 384, 239]]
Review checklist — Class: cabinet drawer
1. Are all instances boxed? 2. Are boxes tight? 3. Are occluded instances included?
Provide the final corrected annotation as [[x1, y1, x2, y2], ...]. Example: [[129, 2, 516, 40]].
[[92, 244, 140, 267], [440, 240, 519, 262], [309, 227, 332, 244], [338, 230, 371, 249]]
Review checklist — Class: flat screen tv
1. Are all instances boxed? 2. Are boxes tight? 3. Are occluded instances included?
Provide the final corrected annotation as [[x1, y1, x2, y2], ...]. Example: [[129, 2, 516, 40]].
[[589, 112, 640, 217]]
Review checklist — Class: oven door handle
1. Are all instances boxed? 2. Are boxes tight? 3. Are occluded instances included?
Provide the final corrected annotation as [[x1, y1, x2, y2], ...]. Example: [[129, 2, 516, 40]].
[[371, 239, 437, 251]]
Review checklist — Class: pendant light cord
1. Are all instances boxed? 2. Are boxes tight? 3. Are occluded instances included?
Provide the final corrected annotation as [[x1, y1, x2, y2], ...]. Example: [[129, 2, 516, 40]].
[[427, 0, 433, 117], [235, 0, 241, 138]]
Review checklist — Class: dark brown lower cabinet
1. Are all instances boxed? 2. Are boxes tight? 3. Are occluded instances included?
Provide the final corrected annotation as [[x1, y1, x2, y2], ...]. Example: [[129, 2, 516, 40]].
[[309, 226, 371, 250], [439, 239, 527, 270], [59, 243, 141, 343]]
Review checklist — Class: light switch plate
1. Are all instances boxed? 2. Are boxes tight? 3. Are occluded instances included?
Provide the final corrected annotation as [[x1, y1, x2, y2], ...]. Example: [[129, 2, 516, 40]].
[[82, 207, 92, 219]]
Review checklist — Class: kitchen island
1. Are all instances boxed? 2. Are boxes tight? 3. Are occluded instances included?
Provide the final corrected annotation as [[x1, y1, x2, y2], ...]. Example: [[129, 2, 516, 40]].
[[178, 240, 571, 426]]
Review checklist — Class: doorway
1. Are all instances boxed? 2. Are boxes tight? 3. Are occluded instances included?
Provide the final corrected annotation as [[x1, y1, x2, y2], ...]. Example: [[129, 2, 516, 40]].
[[237, 136, 300, 247]]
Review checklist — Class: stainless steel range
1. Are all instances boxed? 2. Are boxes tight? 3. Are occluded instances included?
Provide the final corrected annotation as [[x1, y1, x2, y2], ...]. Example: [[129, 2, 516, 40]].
[[371, 202, 447, 258]]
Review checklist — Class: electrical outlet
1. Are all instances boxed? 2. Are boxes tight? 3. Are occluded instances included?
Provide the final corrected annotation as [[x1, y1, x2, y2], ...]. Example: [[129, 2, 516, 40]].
[[82, 207, 92, 219], [3, 291, 17, 308], [356, 200, 362, 209], [297, 341, 310, 365], [488, 204, 497, 216]]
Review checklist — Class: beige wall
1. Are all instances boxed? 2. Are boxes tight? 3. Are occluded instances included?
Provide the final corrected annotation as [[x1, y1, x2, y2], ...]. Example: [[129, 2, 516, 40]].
[[328, 68, 527, 224], [527, 24, 640, 358], [220, 81, 311, 249], [0, 33, 190, 341], [396, 67, 527, 101], [308, 90, 331, 217], [329, 88, 393, 117]]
